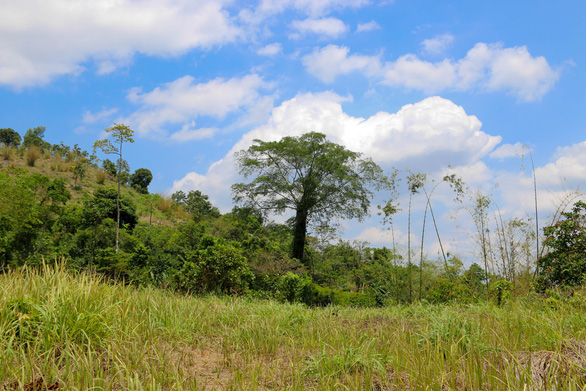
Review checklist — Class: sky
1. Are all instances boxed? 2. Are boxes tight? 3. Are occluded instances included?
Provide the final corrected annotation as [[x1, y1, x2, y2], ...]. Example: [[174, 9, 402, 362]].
[[1, 0, 585, 261]]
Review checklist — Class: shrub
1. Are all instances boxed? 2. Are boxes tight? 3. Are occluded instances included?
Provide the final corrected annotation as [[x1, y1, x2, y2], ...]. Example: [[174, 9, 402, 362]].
[[490, 279, 513, 306], [173, 236, 253, 294], [96, 170, 107, 185], [25, 146, 41, 166], [157, 198, 172, 214], [332, 290, 376, 307], [535, 201, 586, 292], [278, 272, 311, 302], [1, 146, 15, 161]]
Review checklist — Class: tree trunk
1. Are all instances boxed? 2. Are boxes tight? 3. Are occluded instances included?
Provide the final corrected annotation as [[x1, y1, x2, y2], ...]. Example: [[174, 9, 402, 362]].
[[292, 206, 308, 263]]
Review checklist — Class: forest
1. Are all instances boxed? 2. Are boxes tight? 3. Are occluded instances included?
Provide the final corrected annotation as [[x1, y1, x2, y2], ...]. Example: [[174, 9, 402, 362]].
[[1, 124, 584, 306]]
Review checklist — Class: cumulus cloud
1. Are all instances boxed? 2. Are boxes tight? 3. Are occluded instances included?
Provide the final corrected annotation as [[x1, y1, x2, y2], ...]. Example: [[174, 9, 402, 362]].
[[537, 142, 586, 186], [303, 43, 561, 101], [257, 43, 283, 56], [0, 0, 241, 88], [420, 34, 454, 55], [170, 92, 501, 211], [356, 21, 381, 32], [123, 74, 269, 139], [290, 17, 349, 39], [302, 45, 381, 83]]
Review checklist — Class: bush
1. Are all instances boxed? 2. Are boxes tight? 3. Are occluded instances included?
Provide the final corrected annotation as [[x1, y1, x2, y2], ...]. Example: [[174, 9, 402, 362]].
[[25, 146, 41, 166], [535, 201, 586, 292], [1, 146, 15, 161], [490, 279, 513, 306], [173, 236, 252, 294], [278, 272, 311, 302], [96, 170, 107, 185], [332, 290, 376, 307]]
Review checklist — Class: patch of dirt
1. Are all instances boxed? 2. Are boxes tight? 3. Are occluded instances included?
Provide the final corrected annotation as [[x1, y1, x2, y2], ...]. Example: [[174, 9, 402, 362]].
[[514, 339, 586, 390], [162, 344, 233, 390], [7, 377, 60, 391]]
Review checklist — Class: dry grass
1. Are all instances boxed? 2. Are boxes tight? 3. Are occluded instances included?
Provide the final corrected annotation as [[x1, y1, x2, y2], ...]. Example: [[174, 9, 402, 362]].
[[25, 146, 41, 167], [96, 170, 107, 185], [1, 147, 15, 161]]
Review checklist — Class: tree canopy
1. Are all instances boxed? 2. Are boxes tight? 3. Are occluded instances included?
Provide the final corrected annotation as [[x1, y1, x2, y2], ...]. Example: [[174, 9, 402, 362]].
[[130, 168, 153, 194], [172, 190, 220, 221], [0, 128, 21, 147], [535, 201, 586, 291], [22, 126, 50, 150], [232, 132, 384, 262]]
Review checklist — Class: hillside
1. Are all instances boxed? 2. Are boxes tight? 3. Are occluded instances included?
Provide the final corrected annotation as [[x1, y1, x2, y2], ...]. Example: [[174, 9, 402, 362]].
[[0, 145, 184, 226], [2, 264, 586, 390]]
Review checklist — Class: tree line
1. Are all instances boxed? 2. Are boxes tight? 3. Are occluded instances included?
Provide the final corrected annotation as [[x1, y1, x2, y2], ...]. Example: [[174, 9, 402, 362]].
[[1, 125, 584, 305]]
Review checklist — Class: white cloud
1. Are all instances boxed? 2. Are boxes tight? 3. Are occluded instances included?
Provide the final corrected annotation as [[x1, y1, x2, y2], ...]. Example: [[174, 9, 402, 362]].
[[302, 45, 381, 83], [382, 55, 457, 93], [170, 93, 501, 211], [82, 108, 118, 124], [257, 43, 283, 57], [420, 34, 454, 56], [303, 43, 561, 100], [356, 21, 380, 32], [489, 142, 526, 159], [256, 0, 369, 17], [290, 17, 349, 39], [123, 74, 269, 139], [538, 142, 586, 185], [0, 0, 241, 88], [481, 45, 560, 101], [168, 123, 218, 142]]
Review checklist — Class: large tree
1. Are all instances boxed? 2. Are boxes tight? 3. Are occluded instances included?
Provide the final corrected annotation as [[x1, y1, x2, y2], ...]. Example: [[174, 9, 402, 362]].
[[232, 132, 384, 263]]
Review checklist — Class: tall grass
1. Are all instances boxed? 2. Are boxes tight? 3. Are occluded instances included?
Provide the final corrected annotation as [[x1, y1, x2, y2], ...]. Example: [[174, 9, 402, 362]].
[[96, 170, 107, 185], [1, 146, 15, 161], [1, 263, 586, 390], [25, 146, 41, 167]]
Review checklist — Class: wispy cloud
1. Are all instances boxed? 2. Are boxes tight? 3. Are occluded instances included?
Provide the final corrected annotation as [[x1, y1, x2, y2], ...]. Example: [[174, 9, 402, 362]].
[[356, 21, 380, 32]]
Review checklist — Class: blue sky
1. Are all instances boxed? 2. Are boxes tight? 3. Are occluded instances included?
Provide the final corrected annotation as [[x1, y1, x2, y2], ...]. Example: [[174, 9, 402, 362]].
[[1, 0, 585, 260]]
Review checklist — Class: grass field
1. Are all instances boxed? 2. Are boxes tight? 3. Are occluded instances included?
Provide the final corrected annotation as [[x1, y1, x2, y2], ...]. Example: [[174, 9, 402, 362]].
[[2, 263, 586, 390]]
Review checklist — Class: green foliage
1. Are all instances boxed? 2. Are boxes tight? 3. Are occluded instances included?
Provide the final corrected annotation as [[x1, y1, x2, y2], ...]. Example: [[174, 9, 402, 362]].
[[232, 132, 384, 263], [277, 272, 310, 302], [535, 201, 586, 292], [0, 128, 21, 147], [172, 190, 220, 221], [102, 158, 117, 176], [71, 160, 88, 189], [173, 236, 252, 294], [130, 168, 153, 194], [82, 187, 138, 231], [490, 279, 513, 306], [22, 126, 51, 150]]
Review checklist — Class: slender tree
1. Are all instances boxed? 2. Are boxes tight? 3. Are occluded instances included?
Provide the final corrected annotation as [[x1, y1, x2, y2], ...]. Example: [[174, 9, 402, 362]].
[[92, 123, 134, 253]]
